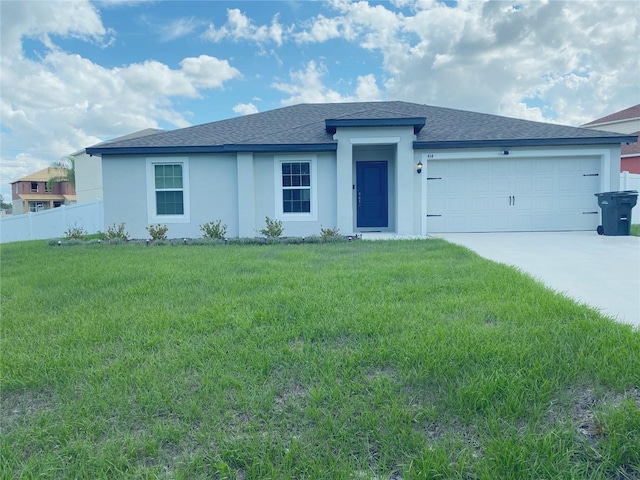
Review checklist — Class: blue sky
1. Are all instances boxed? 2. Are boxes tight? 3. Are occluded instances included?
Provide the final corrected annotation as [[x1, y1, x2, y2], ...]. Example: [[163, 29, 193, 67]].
[[1, 0, 639, 203]]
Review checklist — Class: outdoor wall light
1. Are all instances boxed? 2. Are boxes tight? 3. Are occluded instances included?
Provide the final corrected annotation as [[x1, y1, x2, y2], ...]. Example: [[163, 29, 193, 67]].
[[502, 150, 510, 155], [416, 161, 423, 174]]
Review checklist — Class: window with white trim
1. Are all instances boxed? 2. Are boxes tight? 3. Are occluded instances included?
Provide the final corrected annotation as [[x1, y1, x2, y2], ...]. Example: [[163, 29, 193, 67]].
[[274, 155, 317, 221], [282, 162, 311, 213], [146, 158, 190, 224], [155, 164, 184, 215]]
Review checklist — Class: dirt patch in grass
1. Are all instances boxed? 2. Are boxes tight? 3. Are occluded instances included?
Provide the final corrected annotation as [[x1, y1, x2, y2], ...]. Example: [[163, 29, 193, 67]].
[[420, 418, 484, 459], [547, 384, 640, 440], [0, 388, 56, 433], [274, 383, 308, 414]]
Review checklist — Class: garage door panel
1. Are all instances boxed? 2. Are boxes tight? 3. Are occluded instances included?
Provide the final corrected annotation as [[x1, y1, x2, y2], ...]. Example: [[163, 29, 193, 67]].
[[472, 177, 491, 192], [426, 156, 601, 233], [533, 176, 555, 192], [491, 177, 511, 192]]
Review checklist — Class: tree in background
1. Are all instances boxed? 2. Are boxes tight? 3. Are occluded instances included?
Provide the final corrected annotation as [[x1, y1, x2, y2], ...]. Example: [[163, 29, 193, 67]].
[[47, 155, 76, 190], [0, 194, 12, 213]]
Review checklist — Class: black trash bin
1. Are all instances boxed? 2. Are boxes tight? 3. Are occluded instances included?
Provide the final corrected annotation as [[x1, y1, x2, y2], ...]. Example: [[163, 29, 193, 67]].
[[594, 190, 638, 236]]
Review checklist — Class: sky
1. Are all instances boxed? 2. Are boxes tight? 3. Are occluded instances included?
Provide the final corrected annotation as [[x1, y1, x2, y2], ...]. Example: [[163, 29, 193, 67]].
[[1, 0, 639, 203]]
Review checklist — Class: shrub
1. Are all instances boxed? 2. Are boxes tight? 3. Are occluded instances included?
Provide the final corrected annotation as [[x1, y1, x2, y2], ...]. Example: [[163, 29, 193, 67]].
[[64, 223, 87, 240], [320, 226, 341, 242], [200, 220, 227, 239], [304, 235, 323, 244], [192, 238, 225, 246], [146, 224, 168, 241], [281, 237, 305, 245], [103, 222, 130, 241], [259, 217, 284, 238], [228, 237, 264, 245]]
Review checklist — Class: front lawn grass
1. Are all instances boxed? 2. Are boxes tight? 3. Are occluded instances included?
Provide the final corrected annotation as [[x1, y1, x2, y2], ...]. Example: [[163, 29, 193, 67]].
[[1, 240, 638, 479], [631, 224, 640, 237]]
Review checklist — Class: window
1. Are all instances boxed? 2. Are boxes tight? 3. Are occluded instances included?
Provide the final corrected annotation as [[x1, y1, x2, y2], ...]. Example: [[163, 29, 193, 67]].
[[282, 162, 311, 213], [155, 164, 184, 215], [274, 155, 317, 221], [29, 202, 46, 212], [31, 182, 38, 193], [146, 158, 190, 224]]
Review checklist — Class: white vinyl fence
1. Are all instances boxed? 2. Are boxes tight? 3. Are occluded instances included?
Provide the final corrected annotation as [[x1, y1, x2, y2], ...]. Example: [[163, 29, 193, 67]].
[[0, 200, 104, 244], [620, 171, 640, 192]]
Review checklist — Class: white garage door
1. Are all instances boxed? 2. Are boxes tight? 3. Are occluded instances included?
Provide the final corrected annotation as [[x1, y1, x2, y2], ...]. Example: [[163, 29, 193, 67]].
[[426, 156, 601, 233]]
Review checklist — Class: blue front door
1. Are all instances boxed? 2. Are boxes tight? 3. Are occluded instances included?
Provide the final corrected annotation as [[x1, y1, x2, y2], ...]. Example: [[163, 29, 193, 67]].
[[357, 161, 388, 228]]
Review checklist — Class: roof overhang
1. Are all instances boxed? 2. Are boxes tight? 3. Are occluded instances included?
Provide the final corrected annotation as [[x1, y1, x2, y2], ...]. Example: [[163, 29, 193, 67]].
[[86, 143, 338, 156], [325, 117, 426, 134], [18, 194, 66, 201], [413, 135, 639, 150]]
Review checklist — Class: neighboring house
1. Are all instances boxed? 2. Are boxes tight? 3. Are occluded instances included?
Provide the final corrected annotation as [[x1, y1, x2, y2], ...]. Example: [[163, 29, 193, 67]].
[[582, 104, 640, 135], [620, 132, 640, 174], [74, 128, 163, 203], [582, 104, 640, 174], [10, 168, 76, 215], [85, 101, 636, 237]]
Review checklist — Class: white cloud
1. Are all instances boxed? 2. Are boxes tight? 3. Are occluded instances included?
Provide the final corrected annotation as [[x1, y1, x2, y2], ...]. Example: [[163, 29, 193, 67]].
[[296, 0, 639, 127], [0, 0, 241, 202], [158, 16, 203, 42], [0, 0, 110, 57], [273, 61, 382, 105], [294, 15, 347, 43], [233, 103, 259, 115], [203, 8, 284, 46]]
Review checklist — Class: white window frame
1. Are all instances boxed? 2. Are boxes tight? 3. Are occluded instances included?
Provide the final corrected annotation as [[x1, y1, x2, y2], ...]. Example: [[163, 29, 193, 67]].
[[274, 155, 318, 221], [146, 157, 190, 224]]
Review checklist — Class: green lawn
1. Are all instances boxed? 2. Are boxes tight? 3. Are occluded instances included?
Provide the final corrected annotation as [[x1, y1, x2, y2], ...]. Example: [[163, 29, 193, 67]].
[[1, 240, 639, 479], [631, 224, 640, 237]]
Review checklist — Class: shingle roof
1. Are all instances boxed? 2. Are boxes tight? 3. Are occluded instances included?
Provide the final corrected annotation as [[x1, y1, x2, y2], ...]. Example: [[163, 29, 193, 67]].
[[86, 101, 636, 155], [11, 168, 68, 183], [72, 128, 163, 156], [582, 104, 640, 127]]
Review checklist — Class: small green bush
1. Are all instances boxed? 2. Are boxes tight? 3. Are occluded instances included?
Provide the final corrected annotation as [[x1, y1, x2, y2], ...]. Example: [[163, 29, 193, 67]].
[[192, 238, 226, 246], [227, 237, 264, 245], [146, 224, 168, 241], [281, 237, 305, 245], [200, 220, 227, 239], [64, 223, 87, 240], [102, 222, 130, 241], [304, 235, 322, 244], [259, 217, 284, 238], [320, 226, 341, 242]]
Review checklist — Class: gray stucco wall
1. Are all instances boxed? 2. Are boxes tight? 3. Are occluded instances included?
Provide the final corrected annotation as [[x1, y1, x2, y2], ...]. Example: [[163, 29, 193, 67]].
[[102, 155, 147, 238], [103, 151, 338, 239]]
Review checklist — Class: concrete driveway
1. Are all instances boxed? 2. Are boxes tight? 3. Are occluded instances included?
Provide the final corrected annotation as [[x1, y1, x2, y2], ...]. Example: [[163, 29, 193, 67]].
[[435, 232, 640, 328]]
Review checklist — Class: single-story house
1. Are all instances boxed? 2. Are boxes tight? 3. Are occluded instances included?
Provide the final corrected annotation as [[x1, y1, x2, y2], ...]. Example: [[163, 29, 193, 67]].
[[85, 101, 637, 238], [74, 128, 163, 203]]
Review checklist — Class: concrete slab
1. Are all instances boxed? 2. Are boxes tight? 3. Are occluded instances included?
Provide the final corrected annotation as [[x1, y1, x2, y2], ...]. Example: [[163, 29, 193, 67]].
[[435, 232, 640, 328]]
